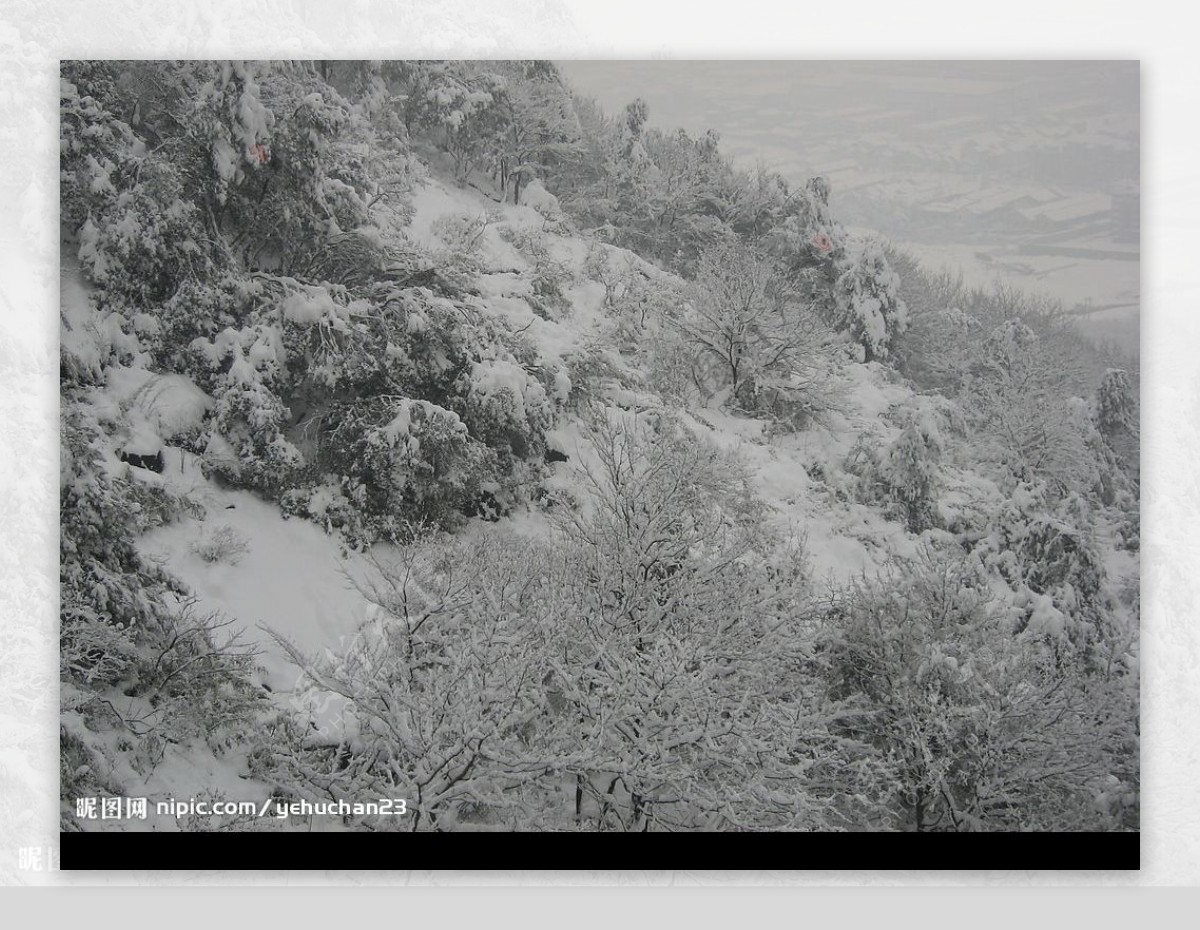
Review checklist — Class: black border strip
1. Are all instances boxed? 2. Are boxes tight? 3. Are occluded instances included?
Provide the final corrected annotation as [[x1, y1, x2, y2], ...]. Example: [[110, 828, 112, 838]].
[[59, 829, 1140, 871]]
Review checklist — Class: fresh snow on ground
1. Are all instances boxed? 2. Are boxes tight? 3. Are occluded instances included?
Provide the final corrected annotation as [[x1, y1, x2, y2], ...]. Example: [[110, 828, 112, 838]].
[[65, 171, 1001, 695], [62, 156, 1121, 833], [137, 456, 379, 691]]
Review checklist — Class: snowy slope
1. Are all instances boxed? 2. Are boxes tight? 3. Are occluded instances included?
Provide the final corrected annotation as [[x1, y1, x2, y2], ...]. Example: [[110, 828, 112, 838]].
[[70, 170, 1006, 675], [137, 456, 380, 691], [62, 168, 1020, 821]]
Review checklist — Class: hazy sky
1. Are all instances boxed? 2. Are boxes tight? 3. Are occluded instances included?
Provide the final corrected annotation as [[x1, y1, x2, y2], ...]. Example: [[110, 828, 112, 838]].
[[556, 61, 1138, 186], [557, 61, 1140, 350]]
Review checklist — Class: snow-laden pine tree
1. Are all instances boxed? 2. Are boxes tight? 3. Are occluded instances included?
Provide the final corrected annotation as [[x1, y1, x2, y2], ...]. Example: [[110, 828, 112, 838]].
[[877, 414, 942, 533], [830, 236, 908, 362]]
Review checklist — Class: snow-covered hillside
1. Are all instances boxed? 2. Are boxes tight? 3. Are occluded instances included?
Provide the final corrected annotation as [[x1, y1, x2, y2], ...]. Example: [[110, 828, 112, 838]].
[[65, 173, 930, 695], [58, 60, 1140, 834]]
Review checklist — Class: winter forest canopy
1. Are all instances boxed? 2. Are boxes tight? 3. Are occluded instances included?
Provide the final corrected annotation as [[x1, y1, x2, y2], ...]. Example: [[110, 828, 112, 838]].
[[59, 60, 1139, 834]]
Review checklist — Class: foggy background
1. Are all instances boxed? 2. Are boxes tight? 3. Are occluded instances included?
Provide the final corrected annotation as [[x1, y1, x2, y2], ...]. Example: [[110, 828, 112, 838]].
[[559, 61, 1140, 354]]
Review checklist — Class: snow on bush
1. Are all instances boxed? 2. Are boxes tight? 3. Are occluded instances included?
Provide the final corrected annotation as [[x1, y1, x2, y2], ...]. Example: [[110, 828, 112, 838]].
[[974, 480, 1109, 650], [830, 236, 908, 362], [845, 398, 949, 533], [318, 396, 493, 538], [876, 412, 943, 533], [1097, 368, 1136, 440], [457, 356, 553, 459], [965, 318, 1101, 496], [502, 225, 573, 319], [282, 289, 340, 326], [519, 178, 560, 215], [256, 530, 562, 830], [191, 524, 251, 564], [105, 367, 213, 442], [430, 210, 494, 287], [190, 321, 301, 494], [59, 71, 142, 232], [819, 548, 1137, 831]]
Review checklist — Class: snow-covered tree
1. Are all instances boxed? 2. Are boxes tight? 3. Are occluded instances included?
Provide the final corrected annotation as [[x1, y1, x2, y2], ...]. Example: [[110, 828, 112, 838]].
[[488, 61, 582, 205], [319, 396, 493, 538], [1095, 367, 1139, 483], [260, 531, 565, 830], [830, 236, 908, 362], [678, 238, 825, 401], [974, 481, 1111, 653], [965, 319, 1098, 496], [877, 414, 943, 533], [820, 549, 1137, 831], [638, 126, 729, 261], [384, 61, 507, 182], [1097, 368, 1137, 440], [189, 318, 303, 495], [545, 414, 834, 830]]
